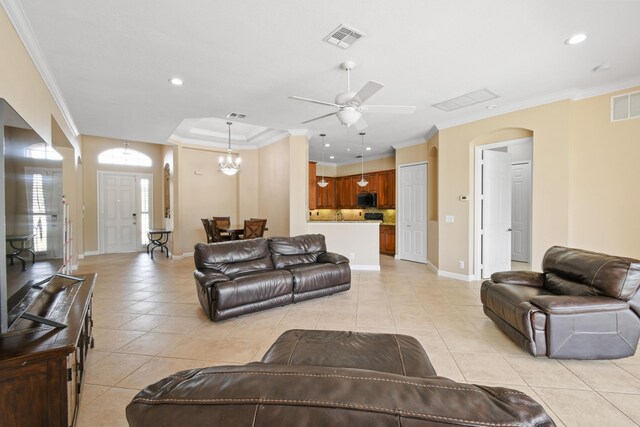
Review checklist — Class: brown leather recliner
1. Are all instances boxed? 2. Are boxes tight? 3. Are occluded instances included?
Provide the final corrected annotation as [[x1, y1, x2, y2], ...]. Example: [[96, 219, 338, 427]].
[[194, 234, 351, 321], [481, 246, 640, 359]]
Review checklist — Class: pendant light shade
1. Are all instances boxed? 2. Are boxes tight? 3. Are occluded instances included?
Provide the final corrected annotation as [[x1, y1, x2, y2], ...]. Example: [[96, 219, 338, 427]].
[[357, 132, 368, 187], [219, 121, 241, 176], [317, 133, 329, 187]]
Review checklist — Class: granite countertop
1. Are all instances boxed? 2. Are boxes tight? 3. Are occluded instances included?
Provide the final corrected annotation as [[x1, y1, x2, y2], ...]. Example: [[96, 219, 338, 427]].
[[308, 220, 396, 225]]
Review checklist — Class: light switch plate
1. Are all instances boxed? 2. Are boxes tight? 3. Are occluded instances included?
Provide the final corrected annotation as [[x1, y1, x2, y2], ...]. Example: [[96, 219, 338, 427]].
[[445, 215, 455, 223]]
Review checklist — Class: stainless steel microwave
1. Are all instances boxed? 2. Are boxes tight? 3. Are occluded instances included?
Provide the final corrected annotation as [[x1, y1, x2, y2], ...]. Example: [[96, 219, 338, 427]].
[[356, 192, 377, 208]]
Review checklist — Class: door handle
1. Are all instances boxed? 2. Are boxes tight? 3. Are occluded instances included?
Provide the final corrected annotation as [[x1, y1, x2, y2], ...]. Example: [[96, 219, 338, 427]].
[[132, 213, 137, 225], [507, 228, 512, 232]]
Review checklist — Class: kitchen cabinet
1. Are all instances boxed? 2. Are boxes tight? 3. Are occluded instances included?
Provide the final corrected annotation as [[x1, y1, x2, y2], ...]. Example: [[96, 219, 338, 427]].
[[337, 176, 355, 208], [354, 173, 377, 194], [316, 177, 336, 208], [308, 162, 317, 210], [380, 224, 396, 255], [377, 170, 396, 208]]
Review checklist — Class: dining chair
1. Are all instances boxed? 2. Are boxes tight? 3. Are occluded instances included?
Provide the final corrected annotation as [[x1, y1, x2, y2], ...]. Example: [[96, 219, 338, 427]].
[[201, 218, 215, 243], [212, 216, 231, 239], [242, 219, 266, 239], [210, 219, 231, 242]]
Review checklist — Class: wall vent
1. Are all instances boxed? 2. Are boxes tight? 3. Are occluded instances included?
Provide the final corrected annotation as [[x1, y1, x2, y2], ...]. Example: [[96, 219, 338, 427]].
[[433, 89, 499, 112], [611, 90, 640, 122], [324, 24, 366, 49], [226, 112, 246, 120]]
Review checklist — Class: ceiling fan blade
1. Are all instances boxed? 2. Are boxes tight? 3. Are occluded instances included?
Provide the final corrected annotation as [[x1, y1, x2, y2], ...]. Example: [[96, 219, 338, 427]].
[[351, 81, 384, 105], [354, 117, 368, 131], [301, 112, 337, 124], [359, 105, 416, 114], [289, 96, 340, 108]]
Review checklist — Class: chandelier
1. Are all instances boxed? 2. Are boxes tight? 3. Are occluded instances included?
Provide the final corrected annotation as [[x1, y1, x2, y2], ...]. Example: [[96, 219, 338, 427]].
[[219, 121, 241, 176], [357, 132, 368, 187], [318, 133, 329, 188]]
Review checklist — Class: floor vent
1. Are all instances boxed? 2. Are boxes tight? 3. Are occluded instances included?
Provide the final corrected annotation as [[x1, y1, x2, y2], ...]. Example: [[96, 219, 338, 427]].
[[611, 90, 640, 122], [324, 24, 365, 49], [433, 89, 499, 112]]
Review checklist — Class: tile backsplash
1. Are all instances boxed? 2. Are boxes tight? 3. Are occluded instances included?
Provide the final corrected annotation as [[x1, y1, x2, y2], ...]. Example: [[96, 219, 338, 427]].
[[309, 208, 396, 224]]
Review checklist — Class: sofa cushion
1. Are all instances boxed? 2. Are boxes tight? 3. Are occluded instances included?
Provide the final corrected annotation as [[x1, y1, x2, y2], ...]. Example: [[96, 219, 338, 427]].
[[261, 329, 437, 378], [543, 246, 640, 300], [194, 239, 274, 277], [126, 364, 554, 427], [481, 281, 552, 339], [215, 270, 293, 310], [285, 263, 349, 294], [269, 234, 326, 269]]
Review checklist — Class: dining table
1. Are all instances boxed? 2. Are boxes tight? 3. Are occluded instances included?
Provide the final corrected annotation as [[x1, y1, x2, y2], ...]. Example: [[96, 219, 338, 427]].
[[219, 224, 268, 240]]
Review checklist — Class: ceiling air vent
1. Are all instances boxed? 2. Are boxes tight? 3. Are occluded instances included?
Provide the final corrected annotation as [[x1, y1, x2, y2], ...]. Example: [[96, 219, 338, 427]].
[[433, 88, 499, 112], [611, 90, 640, 122], [324, 24, 366, 49], [226, 112, 246, 120]]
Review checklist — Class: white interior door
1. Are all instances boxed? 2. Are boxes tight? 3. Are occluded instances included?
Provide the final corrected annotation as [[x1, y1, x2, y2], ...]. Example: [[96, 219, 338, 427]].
[[481, 150, 512, 277], [25, 167, 63, 259], [399, 163, 427, 263], [511, 162, 531, 262], [100, 173, 137, 253]]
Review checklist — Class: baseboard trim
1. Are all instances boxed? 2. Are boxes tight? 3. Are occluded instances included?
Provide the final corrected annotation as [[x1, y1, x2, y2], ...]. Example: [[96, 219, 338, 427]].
[[83, 251, 99, 256], [78, 254, 84, 260], [351, 264, 381, 271], [438, 270, 474, 281], [425, 261, 438, 273]]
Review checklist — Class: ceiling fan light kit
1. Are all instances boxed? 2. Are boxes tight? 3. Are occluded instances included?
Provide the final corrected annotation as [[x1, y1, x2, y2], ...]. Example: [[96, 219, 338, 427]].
[[219, 121, 241, 176], [289, 61, 416, 129]]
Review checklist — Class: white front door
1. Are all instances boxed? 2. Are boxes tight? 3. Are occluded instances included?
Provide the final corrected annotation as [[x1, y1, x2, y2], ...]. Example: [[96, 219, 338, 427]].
[[511, 162, 531, 263], [399, 163, 427, 263], [25, 167, 63, 259], [99, 173, 138, 253], [481, 150, 512, 277]]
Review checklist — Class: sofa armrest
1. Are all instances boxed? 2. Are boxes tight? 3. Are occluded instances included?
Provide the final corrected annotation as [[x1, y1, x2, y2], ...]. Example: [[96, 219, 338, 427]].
[[318, 252, 349, 265], [531, 295, 628, 315], [491, 271, 545, 287], [194, 269, 229, 288]]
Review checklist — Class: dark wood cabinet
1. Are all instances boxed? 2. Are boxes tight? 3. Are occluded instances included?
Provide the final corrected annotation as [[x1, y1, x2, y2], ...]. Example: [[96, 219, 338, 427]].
[[316, 177, 336, 209], [308, 162, 317, 210], [0, 274, 96, 427], [377, 170, 396, 208], [336, 176, 355, 208], [380, 224, 396, 255]]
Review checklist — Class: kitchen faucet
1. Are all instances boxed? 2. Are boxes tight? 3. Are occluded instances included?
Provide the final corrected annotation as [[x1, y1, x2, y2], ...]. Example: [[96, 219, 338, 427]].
[[335, 211, 344, 221]]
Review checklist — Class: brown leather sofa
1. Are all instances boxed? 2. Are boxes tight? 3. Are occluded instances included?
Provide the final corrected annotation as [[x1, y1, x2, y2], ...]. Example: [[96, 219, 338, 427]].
[[193, 234, 351, 321], [127, 329, 554, 426], [482, 246, 640, 359]]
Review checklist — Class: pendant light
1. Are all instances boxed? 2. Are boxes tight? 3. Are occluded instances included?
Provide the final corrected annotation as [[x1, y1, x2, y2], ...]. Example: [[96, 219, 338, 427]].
[[317, 134, 329, 187], [218, 121, 241, 176], [357, 132, 368, 187]]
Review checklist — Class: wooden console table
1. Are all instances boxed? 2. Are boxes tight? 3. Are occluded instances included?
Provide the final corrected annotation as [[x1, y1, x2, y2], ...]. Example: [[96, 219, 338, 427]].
[[0, 273, 96, 427]]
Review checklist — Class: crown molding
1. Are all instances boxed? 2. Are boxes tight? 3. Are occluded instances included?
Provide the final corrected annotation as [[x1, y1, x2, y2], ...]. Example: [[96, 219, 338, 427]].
[[169, 130, 290, 151], [436, 76, 640, 131], [391, 136, 432, 150], [1, 0, 80, 137], [335, 153, 395, 167], [288, 129, 311, 139]]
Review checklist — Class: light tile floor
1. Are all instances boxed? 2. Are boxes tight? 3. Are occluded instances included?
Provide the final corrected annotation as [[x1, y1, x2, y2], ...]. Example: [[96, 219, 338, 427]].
[[74, 253, 640, 427]]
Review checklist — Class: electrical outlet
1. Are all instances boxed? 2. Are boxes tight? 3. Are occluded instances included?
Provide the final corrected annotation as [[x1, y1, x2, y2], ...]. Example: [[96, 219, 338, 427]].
[[316, 211, 319, 216], [458, 260, 465, 269], [350, 252, 356, 260]]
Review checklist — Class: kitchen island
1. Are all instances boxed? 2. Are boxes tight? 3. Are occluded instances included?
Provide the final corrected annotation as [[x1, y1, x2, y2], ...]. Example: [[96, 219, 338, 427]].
[[306, 221, 380, 270]]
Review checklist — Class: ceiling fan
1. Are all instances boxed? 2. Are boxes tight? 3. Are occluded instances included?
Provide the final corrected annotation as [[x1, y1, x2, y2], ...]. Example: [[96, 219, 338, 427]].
[[289, 61, 416, 130]]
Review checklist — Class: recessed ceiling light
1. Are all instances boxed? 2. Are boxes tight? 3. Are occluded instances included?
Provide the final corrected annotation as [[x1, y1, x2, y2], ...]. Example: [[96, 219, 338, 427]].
[[592, 63, 610, 72], [169, 77, 183, 86], [324, 143, 331, 147], [365, 147, 372, 151], [347, 148, 350, 151], [565, 33, 587, 45], [329, 155, 335, 159]]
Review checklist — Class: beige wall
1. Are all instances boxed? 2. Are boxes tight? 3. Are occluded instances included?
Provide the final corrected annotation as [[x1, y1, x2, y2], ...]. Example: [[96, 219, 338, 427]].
[[259, 137, 290, 237], [569, 87, 640, 257], [289, 135, 309, 236], [238, 149, 260, 225], [439, 101, 572, 274], [81, 135, 164, 253], [336, 156, 395, 176], [0, 7, 78, 152]]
